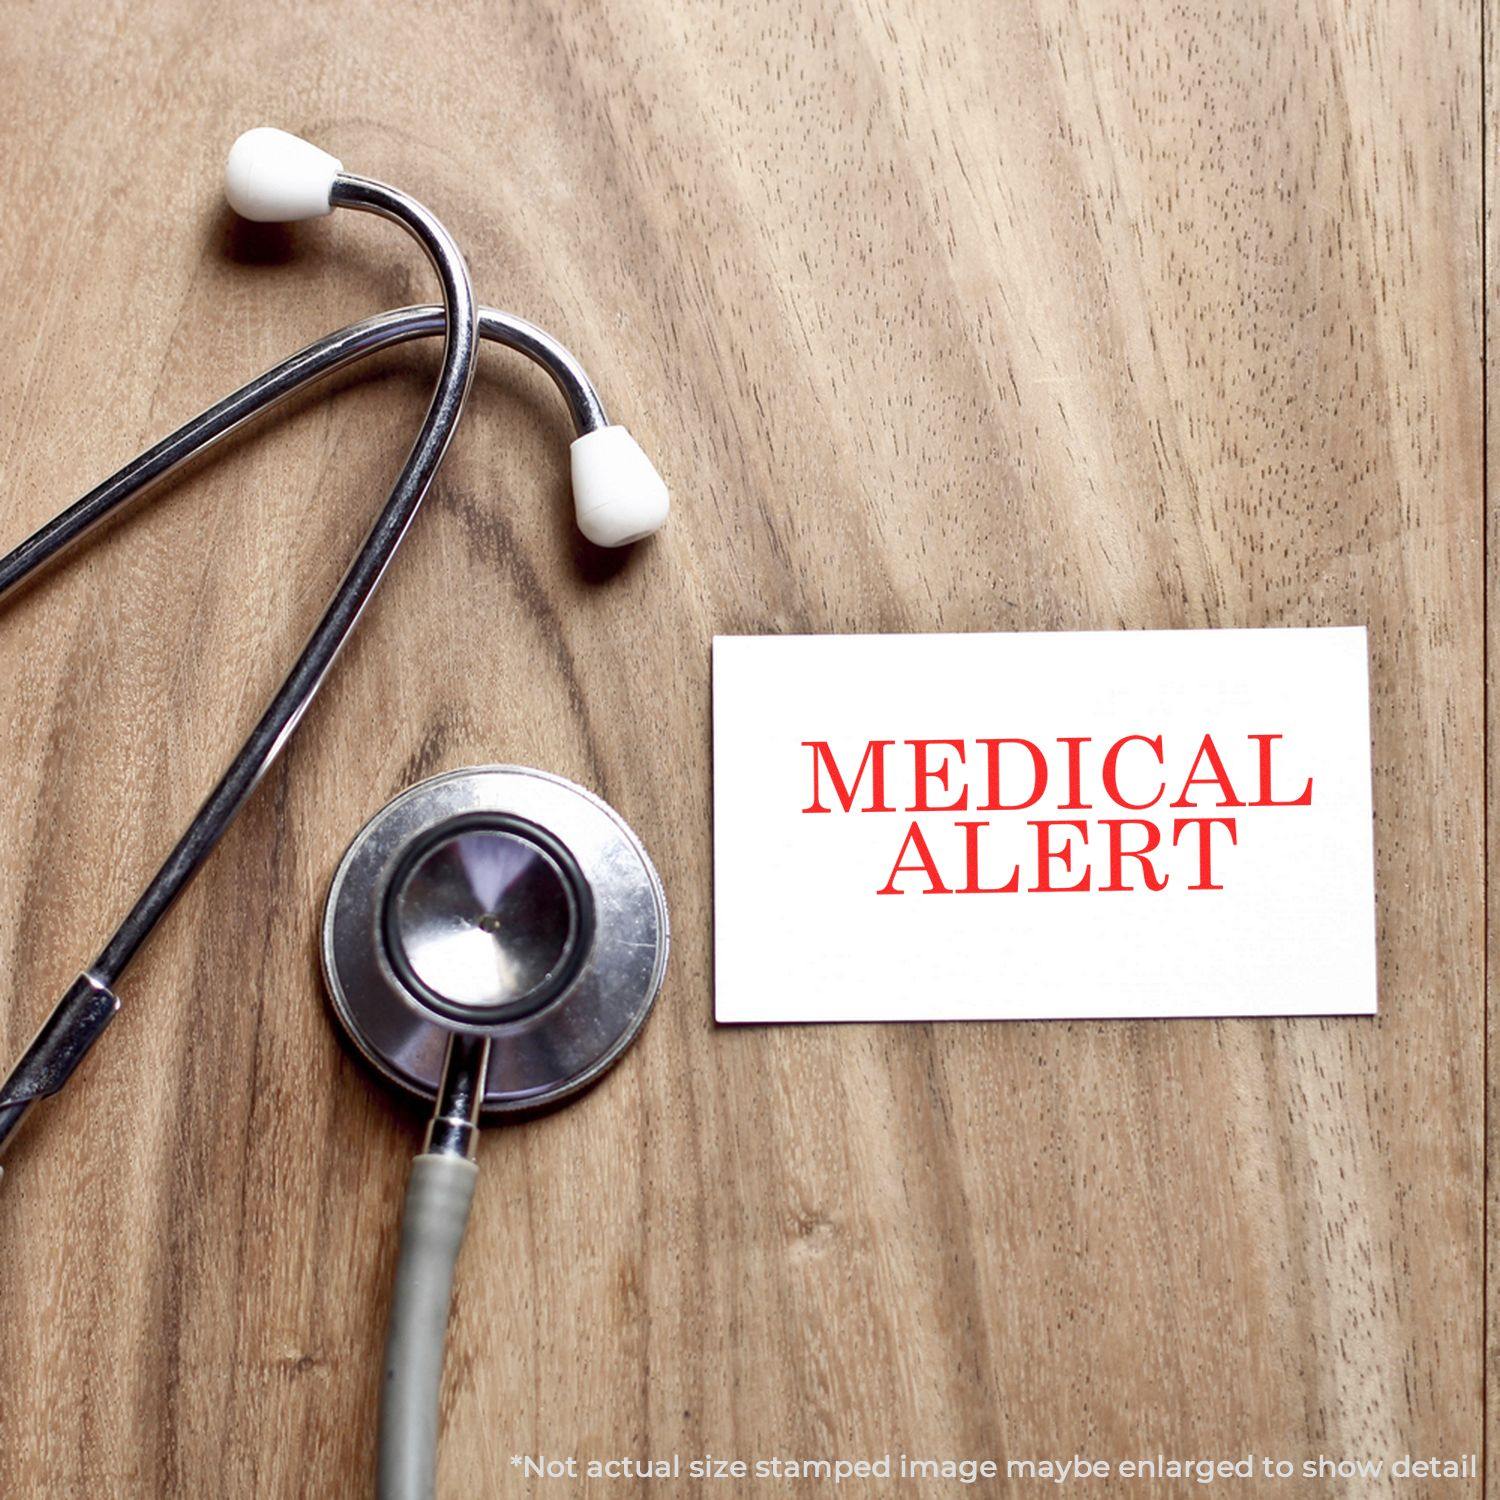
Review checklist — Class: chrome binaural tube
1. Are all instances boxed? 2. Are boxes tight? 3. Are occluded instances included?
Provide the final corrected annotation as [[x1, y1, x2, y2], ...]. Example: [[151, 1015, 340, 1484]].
[[0, 305, 608, 608], [0, 171, 486, 1169]]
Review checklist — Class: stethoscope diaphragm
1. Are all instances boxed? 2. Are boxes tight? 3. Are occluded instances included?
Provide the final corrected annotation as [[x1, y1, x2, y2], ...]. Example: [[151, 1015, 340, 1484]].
[[322, 765, 668, 1114]]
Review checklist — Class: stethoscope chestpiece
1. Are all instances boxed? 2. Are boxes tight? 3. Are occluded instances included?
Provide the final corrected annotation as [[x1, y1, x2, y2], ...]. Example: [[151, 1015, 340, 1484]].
[[322, 766, 668, 1115]]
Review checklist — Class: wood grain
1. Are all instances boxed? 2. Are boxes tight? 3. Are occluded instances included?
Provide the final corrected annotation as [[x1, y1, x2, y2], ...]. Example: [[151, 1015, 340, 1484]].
[[0, 2, 1484, 1496], [1488, 0, 1498, 1491]]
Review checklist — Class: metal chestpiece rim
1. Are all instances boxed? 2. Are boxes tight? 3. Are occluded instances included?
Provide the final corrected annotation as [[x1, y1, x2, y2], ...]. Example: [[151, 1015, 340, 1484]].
[[321, 765, 669, 1115]]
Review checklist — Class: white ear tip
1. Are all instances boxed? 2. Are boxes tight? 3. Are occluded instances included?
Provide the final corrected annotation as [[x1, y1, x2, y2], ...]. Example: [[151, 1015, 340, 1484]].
[[570, 426, 670, 547], [226, 128, 342, 223]]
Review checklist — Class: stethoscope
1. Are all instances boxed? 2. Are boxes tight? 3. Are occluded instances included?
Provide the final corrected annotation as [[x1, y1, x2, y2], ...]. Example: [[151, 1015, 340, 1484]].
[[0, 129, 671, 1499]]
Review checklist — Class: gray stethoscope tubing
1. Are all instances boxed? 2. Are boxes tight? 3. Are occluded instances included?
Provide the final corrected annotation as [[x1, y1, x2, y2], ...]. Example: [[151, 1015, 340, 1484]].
[[324, 765, 669, 1500], [0, 167, 490, 1169]]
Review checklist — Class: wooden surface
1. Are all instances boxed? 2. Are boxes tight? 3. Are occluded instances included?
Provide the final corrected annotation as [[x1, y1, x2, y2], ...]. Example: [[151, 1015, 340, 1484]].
[[1487, 1, 1499, 1494], [0, 2, 1485, 1496]]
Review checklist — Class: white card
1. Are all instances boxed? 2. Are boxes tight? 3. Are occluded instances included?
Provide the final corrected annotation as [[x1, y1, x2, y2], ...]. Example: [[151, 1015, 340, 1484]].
[[712, 627, 1375, 1023]]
